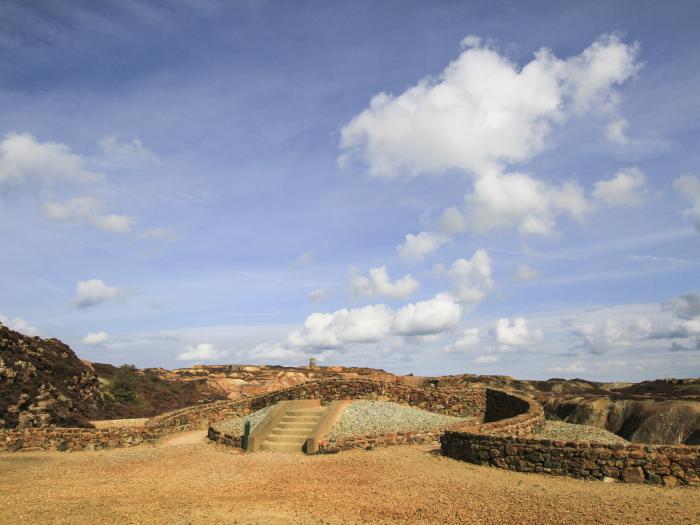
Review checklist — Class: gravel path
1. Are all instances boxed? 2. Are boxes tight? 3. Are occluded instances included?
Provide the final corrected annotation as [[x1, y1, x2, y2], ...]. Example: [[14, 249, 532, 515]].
[[1, 441, 697, 524], [328, 401, 471, 438], [213, 405, 274, 435], [535, 421, 629, 444]]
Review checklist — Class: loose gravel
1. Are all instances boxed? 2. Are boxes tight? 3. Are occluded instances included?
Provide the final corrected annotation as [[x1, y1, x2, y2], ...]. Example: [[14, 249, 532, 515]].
[[328, 400, 472, 438], [534, 420, 629, 444], [213, 405, 274, 435]]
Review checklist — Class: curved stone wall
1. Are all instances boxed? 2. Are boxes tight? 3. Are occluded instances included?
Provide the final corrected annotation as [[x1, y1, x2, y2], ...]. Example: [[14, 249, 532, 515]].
[[148, 378, 487, 434], [440, 389, 700, 486], [440, 431, 700, 486]]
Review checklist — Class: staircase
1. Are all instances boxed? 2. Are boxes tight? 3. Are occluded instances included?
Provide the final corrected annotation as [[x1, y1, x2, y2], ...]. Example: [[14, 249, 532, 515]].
[[260, 406, 326, 452]]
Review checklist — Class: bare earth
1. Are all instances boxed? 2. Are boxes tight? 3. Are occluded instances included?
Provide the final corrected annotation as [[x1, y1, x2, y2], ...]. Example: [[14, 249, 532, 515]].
[[1, 432, 698, 525]]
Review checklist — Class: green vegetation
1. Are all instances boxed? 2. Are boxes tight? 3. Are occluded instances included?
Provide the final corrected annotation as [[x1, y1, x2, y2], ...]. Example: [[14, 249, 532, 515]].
[[108, 365, 142, 405]]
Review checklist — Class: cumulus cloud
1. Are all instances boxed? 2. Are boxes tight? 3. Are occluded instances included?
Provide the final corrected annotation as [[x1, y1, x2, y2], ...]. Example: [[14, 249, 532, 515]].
[[495, 317, 543, 348], [393, 293, 461, 336], [516, 264, 538, 282], [82, 331, 109, 345], [43, 197, 134, 234], [251, 293, 461, 356], [177, 343, 228, 362], [0, 132, 102, 188], [443, 328, 480, 353], [447, 250, 494, 305], [73, 279, 121, 309], [0, 313, 40, 336], [349, 266, 419, 300], [339, 34, 639, 179], [674, 175, 700, 232], [475, 354, 499, 364], [565, 318, 650, 354], [438, 207, 466, 235], [652, 292, 700, 340], [593, 167, 649, 207], [463, 170, 589, 236], [397, 231, 450, 260], [605, 117, 629, 145]]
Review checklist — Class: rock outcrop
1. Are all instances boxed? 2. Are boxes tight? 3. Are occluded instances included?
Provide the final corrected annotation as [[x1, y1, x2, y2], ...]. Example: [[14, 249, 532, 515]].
[[0, 324, 104, 429]]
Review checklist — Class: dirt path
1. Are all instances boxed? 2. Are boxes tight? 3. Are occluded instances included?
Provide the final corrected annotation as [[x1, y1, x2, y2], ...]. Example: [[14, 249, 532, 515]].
[[159, 430, 208, 447], [0, 437, 698, 524]]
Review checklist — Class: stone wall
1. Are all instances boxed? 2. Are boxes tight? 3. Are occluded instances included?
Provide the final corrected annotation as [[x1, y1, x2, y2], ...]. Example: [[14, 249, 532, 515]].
[[207, 424, 244, 449], [0, 426, 159, 452], [318, 428, 444, 453], [441, 431, 700, 486], [148, 379, 486, 434]]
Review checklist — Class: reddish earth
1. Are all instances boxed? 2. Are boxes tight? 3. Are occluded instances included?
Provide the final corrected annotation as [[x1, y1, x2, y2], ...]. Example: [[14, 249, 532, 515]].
[[1, 433, 698, 524]]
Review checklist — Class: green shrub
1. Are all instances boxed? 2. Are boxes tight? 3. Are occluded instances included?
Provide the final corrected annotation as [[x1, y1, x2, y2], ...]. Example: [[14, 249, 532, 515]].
[[109, 364, 140, 404]]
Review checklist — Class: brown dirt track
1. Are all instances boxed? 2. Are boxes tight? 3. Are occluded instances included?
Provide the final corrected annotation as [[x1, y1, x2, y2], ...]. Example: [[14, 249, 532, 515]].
[[1, 431, 698, 524]]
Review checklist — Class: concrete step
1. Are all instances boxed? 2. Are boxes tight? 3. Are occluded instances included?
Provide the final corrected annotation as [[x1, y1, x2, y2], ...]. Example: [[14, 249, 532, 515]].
[[260, 441, 304, 453], [286, 408, 325, 416], [276, 421, 317, 429], [280, 416, 322, 423], [269, 429, 310, 438]]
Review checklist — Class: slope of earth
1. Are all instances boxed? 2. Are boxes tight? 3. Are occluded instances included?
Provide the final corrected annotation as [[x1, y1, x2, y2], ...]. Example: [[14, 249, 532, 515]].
[[0, 441, 697, 524], [0, 325, 104, 429]]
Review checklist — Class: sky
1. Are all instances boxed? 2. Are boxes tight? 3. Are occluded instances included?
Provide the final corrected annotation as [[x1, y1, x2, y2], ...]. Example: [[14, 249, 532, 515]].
[[1, 0, 699, 381]]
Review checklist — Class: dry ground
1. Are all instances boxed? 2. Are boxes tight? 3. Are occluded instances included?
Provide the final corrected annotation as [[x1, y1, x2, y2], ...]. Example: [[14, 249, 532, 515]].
[[1, 431, 698, 524]]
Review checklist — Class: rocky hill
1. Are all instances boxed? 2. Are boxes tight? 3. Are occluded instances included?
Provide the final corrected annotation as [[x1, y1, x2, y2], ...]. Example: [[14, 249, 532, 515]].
[[0, 324, 104, 428]]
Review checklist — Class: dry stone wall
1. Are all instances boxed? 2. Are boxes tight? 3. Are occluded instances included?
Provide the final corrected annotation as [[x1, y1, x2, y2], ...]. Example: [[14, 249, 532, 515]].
[[149, 379, 487, 433], [0, 426, 159, 452], [441, 431, 700, 486]]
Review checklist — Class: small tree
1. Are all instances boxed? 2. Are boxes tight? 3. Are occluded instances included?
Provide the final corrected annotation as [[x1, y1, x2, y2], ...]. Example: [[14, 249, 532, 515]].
[[109, 364, 139, 403]]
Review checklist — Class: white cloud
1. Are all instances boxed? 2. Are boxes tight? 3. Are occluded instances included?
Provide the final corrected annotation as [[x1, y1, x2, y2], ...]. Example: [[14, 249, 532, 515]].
[[393, 293, 461, 336], [397, 231, 450, 260], [253, 293, 461, 355], [0, 132, 102, 187], [447, 250, 494, 305], [308, 288, 332, 303], [516, 264, 538, 282], [463, 170, 589, 236], [291, 250, 316, 267], [97, 136, 160, 169], [177, 343, 228, 362], [0, 313, 40, 336], [339, 34, 639, 179], [605, 117, 629, 145], [593, 167, 648, 207], [475, 354, 499, 364], [73, 279, 121, 309], [565, 318, 647, 354], [495, 317, 543, 348], [444, 328, 480, 353], [43, 197, 134, 234], [674, 175, 700, 232], [438, 207, 466, 235], [287, 304, 394, 350], [82, 331, 109, 345], [349, 266, 419, 300], [547, 361, 586, 374]]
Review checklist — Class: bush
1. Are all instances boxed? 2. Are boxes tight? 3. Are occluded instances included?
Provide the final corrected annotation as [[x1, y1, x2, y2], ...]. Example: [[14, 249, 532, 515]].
[[109, 364, 140, 404]]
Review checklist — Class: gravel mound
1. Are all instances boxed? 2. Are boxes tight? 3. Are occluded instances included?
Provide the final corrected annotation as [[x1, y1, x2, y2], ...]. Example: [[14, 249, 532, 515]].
[[213, 405, 274, 435], [328, 401, 470, 439], [534, 420, 628, 444]]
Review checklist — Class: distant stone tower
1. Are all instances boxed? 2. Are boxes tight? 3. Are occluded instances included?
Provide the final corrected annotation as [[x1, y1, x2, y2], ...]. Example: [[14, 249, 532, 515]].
[[309, 357, 317, 369]]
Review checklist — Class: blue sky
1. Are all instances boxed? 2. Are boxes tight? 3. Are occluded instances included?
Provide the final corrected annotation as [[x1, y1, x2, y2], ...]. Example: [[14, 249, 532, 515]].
[[1, 0, 699, 380]]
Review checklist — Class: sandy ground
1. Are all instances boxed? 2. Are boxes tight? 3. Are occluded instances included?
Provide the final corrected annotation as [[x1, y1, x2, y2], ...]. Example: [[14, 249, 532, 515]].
[[1, 431, 698, 525]]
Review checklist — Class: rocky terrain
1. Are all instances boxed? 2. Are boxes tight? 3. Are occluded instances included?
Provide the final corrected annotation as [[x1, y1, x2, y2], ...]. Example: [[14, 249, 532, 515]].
[[0, 325, 105, 429], [2, 323, 699, 445]]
